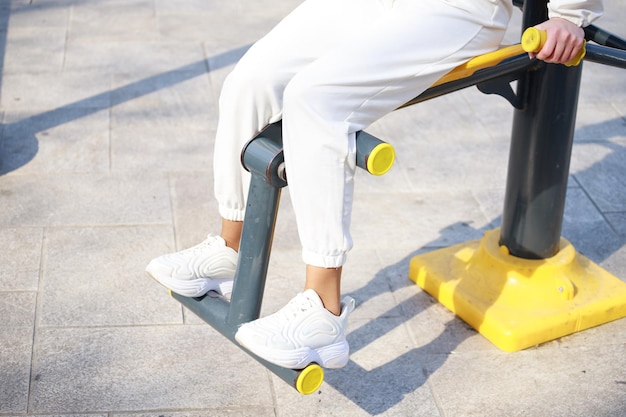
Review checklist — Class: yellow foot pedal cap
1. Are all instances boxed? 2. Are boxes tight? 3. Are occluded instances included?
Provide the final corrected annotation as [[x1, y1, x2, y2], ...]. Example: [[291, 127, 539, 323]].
[[295, 364, 324, 395], [367, 142, 396, 176]]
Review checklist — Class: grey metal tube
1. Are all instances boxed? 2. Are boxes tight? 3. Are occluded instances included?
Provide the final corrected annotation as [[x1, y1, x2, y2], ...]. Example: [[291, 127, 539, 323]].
[[171, 291, 303, 390], [229, 123, 286, 325]]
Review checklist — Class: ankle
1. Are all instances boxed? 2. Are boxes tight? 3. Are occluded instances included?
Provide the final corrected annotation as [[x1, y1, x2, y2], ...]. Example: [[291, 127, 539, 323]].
[[220, 219, 243, 252], [222, 237, 240, 252], [304, 265, 342, 316]]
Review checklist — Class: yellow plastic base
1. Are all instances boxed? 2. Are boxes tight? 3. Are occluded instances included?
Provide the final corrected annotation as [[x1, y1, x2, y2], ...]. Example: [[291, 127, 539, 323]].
[[408, 228, 626, 352], [295, 364, 324, 395]]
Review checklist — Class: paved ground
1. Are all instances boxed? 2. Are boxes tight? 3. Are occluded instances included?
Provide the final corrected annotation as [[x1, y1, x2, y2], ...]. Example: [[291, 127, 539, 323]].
[[1, 1, 625, 416]]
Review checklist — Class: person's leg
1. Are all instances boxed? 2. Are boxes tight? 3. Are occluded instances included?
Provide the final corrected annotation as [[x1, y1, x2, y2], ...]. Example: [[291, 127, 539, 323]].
[[213, 0, 387, 223], [305, 265, 342, 315], [220, 219, 243, 252], [147, 0, 385, 297], [237, 0, 512, 368], [283, 0, 512, 313]]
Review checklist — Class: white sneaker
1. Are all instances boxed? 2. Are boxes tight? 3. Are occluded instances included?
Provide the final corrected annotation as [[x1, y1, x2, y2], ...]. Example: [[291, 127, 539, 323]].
[[146, 234, 238, 297], [235, 289, 355, 369]]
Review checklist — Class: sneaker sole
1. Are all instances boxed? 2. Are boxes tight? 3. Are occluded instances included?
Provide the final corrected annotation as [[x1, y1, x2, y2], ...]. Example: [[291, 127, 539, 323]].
[[236, 336, 350, 370], [146, 270, 223, 298]]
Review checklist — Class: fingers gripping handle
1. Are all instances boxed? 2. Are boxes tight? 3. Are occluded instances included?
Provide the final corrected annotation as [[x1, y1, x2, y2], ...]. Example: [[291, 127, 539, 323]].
[[522, 27, 586, 67]]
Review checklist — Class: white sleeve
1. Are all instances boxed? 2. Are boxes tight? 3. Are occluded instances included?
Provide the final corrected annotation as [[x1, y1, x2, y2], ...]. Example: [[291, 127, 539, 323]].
[[547, 0, 604, 27]]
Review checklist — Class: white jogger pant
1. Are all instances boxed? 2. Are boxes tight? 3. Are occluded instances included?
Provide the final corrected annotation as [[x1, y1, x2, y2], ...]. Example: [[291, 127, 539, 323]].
[[214, 0, 513, 268]]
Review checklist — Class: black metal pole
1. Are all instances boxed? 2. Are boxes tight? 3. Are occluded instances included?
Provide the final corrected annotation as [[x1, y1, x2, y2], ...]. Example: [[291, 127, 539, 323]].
[[499, 0, 583, 259]]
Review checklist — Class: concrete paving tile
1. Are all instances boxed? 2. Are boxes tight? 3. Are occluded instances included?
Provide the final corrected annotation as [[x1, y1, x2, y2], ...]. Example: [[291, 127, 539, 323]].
[[7, 0, 70, 29], [167, 171, 221, 250], [612, 100, 626, 118], [30, 326, 274, 413], [376, 249, 432, 294], [40, 226, 182, 327], [396, 140, 510, 192], [374, 107, 511, 192], [166, 0, 302, 46], [115, 411, 275, 417], [272, 318, 440, 417], [340, 246, 403, 321], [155, 0, 237, 14], [605, 211, 626, 238], [0, 292, 36, 412], [273, 373, 439, 417], [388, 282, 496, 354], [110, 71, 217, 118], [110, 114, 214, 173], [579, 62, 626, 103], [574, 102, 626, 142], [424, 344, 626, 417], [168, 172, 298, 252], [3, 27, 66, 73], [107, 62, 214, 107], [109, 73, 217, 173], [599, 0, 626, 29], [156, 11, 270, 45], [63, 41, 205, 76], [237, 0, 304, 18], [0, 227, 43, 291], [544, 317, 626, 348], [373, 250, 498, 355], [1, 109, 109, 175], [3, 415, 106, 417], [471, 188, 506, 228], [561, 187, 626, 264], [0, 291, 36, 328], [0, 71, 111, 113], [69, 0, 158, 42], [601, 245, 626, 285], [351, 190, 489, 253], [272, 189, 304, 252], [383, 95, 504, 146], [0, 326, 33, 413], [0, 0, 22, 18], [570, 139, 626, 212], [0, 173, 171, 227], [457, 86, 517, 135]]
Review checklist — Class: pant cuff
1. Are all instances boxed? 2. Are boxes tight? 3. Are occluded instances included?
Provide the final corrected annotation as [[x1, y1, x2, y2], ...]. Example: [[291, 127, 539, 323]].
[[218, 205, 246, 222], [302, 249, 347, 269]]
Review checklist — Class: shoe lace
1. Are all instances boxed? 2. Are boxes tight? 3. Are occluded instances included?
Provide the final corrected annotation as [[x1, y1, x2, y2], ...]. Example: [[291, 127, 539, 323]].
[[278, 293, 317, 321], [179, 234, 219, 255]]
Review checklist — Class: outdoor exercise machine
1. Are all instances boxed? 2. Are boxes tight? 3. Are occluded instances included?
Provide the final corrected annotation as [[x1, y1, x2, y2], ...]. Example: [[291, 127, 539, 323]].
[[172, 0, 626, 395]]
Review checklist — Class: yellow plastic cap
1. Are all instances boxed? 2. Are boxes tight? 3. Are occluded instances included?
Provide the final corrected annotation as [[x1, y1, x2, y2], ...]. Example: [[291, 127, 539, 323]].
[[366, 142, 396, 176], [521, 27, 546, 53], [295, 364, 324, 395], [521, 27, 585, 67]]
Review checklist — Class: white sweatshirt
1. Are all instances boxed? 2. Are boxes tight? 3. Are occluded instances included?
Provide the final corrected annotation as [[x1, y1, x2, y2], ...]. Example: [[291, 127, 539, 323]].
[[548, 0, 604, 27]]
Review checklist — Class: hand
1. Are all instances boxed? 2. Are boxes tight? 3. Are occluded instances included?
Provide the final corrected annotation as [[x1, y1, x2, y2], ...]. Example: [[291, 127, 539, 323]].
[[530, 18, 585, 64]]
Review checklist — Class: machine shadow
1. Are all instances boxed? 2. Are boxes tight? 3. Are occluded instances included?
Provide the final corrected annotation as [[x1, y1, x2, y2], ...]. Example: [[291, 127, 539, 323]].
[[324, 221, 493, 414], [323, 116, 626, 414]]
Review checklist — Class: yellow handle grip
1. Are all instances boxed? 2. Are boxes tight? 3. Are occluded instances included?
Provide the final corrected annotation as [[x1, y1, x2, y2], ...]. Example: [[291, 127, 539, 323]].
[[521, 27, 586, 67]]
